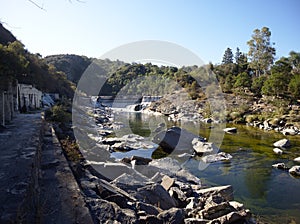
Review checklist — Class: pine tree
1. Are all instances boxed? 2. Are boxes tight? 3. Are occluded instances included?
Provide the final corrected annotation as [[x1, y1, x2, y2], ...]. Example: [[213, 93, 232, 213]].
[[235, 47, 242, 64], [222, 48, 233, 64]]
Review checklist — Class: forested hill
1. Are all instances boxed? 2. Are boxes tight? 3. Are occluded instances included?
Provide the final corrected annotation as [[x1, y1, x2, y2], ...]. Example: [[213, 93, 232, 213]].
[[0, 23, 16, 45], [0, 23, 75, 98], [44, 55, 125, 84]]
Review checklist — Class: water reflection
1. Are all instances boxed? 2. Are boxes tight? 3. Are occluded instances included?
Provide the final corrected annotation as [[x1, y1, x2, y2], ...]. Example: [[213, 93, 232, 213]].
[[112, 112, 300, 223]]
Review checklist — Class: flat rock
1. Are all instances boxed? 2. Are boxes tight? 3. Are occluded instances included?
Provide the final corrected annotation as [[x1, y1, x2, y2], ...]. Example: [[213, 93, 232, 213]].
[[196, 185, 234, 201], [161, 175, 175, 191], [272, 163, 288, 170], [201, 152, 232, 163]]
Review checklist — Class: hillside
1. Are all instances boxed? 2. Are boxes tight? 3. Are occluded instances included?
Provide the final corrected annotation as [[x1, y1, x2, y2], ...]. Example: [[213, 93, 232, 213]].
[[44, 54, 125, 84], [0, 23, 16, 45], [0, 23, 75, 98]]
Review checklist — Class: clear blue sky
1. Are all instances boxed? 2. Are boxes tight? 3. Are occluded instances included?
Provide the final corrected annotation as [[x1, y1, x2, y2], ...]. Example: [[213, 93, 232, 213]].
[[0, 0, 299, 64]]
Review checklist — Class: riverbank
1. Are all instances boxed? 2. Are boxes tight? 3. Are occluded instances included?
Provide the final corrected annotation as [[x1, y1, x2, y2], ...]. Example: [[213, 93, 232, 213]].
[[144, 91, 300, 136], [63, 100, 257, 223]]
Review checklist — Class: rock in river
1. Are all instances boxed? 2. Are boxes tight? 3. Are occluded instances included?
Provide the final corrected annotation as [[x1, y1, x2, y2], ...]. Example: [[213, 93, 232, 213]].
[[273, 138, 291, 149], [201, 152, 232, 163], [272, 163, 288, 170], [273, 148, 283, 155], [153, 126, 205, 154], [192, 138, 219, 155], [289, 166, 300, 177], [294, 157, 300, 163]]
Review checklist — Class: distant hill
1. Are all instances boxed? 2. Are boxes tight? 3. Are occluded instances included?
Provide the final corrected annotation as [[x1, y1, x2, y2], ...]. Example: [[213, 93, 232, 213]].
[[44, 54, 125, 84], [45, 54, 92, 83], [0, 23, 17, 45]]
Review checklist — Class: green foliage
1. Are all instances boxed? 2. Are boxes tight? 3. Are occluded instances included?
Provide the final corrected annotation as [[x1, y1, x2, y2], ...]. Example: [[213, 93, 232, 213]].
[[288, 74, 300, 99], [234, 72, 252, 89], [251, 76, 267, 96], [261, 72, 289, 97], [51, 105, 71, 123], [247, 27, 276, 76]]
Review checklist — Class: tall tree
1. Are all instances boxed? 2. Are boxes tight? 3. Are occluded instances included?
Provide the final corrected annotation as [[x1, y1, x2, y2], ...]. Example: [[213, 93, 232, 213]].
[[222, 47, 233, 64], [289, 51, 300, 75], [247, 27, 276, 76], [235, 47, 242, 64]]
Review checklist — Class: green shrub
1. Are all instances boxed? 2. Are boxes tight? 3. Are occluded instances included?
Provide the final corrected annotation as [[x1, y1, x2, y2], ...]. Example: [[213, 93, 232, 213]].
[[51, 105, 71, 123]]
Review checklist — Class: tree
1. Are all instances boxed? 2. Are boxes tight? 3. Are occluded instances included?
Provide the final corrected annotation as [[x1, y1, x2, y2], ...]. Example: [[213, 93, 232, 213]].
[[247, 27, 276, 76], [289, 51, 300, 75], [251, 76, 267, 96], [261, 72, 287, 97], [288, 74, 300, 99], [234, 72, 252, 89], [235, 47, 242, 64], [222, 47, 233, 64]]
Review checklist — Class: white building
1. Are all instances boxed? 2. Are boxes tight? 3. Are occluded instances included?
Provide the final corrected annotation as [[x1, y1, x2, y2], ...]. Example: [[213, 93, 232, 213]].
[[18, 84, 42, 111]]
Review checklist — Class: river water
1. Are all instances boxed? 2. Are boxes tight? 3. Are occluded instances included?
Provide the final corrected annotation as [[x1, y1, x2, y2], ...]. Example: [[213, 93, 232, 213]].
[[108, 111, 300, 223]]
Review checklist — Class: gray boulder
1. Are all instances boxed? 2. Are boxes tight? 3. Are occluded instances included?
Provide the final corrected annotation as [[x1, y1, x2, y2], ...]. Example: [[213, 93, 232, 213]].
[[157, 207, 185, 224], [201, 152, 232, 163], [153, 126, 205, 154], [135, 184, 177, 210], [272, 163, 288, 170], [192, 139, 218, 155], [273, 138, 291, 149], [289, 166, 300, 177], [196, 185, 234, 201]]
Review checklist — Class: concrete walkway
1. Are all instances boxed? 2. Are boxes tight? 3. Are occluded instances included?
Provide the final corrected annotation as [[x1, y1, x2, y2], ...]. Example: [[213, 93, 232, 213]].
[[0, 112, 93, 223]]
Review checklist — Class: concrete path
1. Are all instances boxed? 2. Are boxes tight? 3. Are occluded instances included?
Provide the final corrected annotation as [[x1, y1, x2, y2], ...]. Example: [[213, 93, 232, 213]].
[[0, 113, 42, 223], [0, 112, 93, 223]]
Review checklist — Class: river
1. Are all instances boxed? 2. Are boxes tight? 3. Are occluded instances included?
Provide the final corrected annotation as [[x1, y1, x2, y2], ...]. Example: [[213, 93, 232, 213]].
[[109, 111, 300, 223]]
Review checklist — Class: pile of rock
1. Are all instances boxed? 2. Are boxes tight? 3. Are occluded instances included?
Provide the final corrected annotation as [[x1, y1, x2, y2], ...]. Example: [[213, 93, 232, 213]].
[[77, 156, 254, 224], [247, 118, 300, 136]]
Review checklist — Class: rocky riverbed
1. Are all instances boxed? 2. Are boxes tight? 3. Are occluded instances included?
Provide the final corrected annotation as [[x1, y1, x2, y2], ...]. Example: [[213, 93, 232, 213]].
[[67, 99, 257, 224]]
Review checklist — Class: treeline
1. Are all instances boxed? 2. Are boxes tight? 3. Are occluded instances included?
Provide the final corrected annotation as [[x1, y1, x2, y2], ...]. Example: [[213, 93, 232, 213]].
[[0, 41, 75, 97], [212, 27, 300, 100]]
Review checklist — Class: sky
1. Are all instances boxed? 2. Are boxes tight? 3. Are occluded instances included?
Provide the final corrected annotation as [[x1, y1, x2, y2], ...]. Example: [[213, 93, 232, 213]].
[[0, 0, 299, 64]]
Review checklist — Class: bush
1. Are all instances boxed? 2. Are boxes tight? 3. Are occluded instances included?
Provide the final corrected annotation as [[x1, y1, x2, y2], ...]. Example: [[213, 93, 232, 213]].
[[51, 105, 71, 123]]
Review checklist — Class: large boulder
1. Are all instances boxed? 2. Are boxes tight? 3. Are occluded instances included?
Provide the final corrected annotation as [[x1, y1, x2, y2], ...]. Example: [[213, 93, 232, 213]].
[[196, 185, 234, 201], [157, 208, 185, 224], [289, 166, 300, 177], [134, 183, 178, 210], [153, 126, 204, 154], [273, 138, 291, 149]]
